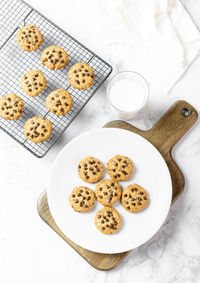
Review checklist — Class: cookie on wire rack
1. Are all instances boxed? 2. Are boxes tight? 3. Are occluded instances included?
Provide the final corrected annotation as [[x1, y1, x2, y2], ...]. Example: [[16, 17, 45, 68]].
[[41, 45, 68, 70], [17, 25, 43, 51], [0, 94, 24, 120], [68, 62, 95, 90]]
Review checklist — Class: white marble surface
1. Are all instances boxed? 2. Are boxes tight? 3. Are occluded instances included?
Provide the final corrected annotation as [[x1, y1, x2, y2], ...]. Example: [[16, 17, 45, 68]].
[[1, 0, 200, 282]]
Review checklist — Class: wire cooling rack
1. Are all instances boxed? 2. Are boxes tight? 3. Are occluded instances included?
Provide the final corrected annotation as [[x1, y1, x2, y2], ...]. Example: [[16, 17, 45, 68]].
[[0, 0, 112, 158]]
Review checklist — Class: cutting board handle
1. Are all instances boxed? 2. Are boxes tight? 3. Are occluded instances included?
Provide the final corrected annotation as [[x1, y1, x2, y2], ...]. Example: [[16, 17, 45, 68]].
[[147, 100, 198, 154]]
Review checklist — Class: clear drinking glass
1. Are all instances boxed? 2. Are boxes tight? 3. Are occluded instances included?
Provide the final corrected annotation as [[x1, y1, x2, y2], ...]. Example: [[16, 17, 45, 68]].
[[106, 71, 149, 120]]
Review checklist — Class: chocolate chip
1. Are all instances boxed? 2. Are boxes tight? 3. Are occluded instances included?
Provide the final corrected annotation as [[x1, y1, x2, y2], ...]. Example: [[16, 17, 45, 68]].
[[76, 74, 79, 78], [86, 176, 89, 180], [112, 169, 116, 172], [74, 70, 77, 73], [99, 195, 103, 199], [103, 192, 108, 195], [82, 80, 85, 83], [41, 133, 44, 137], [92, 172, 96, 175], [114, 193, 118, 197], [77, 193, 81, 197], [127, 206, 130, 210], [102, 227, 105, 231], [122, 170, 128, 175], [85, 69, 88, 72], [144, 196, 147, 200], [101, 220, 105, 224], [87, 196, 91, 200], [138, 202, 142, 205], [99, 187, 103, 191], [140, 192, 144, 195], [61, 60, 64, 63], [114, 162, 118, 166], [86, 191, 89, 195], [75, 199, 79, 203], [98, 215, 101, 219]]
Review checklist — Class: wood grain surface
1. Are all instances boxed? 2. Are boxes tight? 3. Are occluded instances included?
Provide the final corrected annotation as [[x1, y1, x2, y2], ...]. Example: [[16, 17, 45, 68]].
[[37, 100, 198, 271]]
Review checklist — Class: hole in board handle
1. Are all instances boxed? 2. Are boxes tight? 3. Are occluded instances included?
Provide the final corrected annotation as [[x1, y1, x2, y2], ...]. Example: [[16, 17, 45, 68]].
[[181, 108, 190, 117]]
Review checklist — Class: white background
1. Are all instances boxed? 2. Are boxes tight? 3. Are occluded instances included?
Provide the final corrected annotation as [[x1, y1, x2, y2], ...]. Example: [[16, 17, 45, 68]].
[[1, 0, 200, 282]]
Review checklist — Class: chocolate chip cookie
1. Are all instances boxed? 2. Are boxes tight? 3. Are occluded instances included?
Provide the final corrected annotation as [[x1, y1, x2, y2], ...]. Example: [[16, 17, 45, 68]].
[[41, 46, 68, 70], [95, 179, 121, 207], [46, 89, 73, 116], [24, 116, 52, 143], [78, 156, 104, 183], [17, 25, 43, 51], [107, 155, 134, 181], [69, 186, 95, 213], [68, 62, 95, 90], [95, 207, 121, 234], [0, 94, 24, 120], [20, 70, 47, 97], [121, 184, 149, 213]]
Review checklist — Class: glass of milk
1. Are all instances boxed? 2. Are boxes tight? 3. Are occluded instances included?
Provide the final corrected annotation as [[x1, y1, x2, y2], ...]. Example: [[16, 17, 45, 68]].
[[106, 71, 149, 120]]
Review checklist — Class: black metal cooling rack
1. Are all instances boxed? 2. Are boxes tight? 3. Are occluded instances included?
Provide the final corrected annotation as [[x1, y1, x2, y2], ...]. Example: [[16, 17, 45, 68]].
[[0, 0, 112, 158]]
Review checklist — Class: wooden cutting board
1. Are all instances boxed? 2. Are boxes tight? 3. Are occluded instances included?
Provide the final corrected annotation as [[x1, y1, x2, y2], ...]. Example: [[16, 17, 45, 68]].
[[37, 100, 198, 270]]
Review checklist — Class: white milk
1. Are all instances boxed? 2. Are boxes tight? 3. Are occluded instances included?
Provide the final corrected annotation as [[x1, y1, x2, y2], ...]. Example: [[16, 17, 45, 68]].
[[107, 72, 148, 120]]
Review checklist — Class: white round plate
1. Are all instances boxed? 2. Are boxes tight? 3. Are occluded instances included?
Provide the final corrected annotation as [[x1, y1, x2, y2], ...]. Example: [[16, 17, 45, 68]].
[[47, 128, 172, 254]]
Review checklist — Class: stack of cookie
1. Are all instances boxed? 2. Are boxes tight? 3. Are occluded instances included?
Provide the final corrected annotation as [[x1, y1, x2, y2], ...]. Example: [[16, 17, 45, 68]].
[[69, 155, 149, 235], [0, 25, 95, 144]]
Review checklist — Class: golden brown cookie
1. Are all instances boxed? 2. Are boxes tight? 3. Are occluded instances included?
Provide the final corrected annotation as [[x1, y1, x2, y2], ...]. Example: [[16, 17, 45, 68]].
[[17, 25, 43, 51], [107, 155, 134, 181], [41, 46, 68, 70], [95, 207, 121, 234], [69, 186, 95, 213], [121, 184, 149, 213], [68, 62, 95, 90], [78, 156, 104, 183], [0, 94, 24, 120], [46, 89, 73, 116], [95, 179, 122, 206], [24, 116, 52, 143], [20, 70, 47, 97]]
